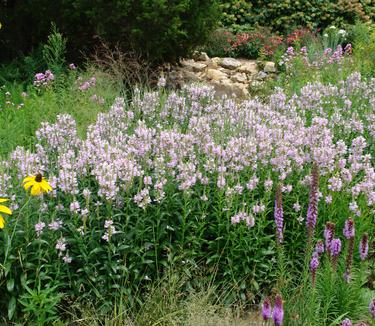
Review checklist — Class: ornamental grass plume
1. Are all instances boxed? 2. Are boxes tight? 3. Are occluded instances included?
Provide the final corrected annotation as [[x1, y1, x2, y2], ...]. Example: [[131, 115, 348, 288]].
[[330, 238, 342, 270], [23, 173, 52, 196], [343, 218, 355, 282], [310, 252, 319, 288], [324, 221, 336, 257], [272, 294, 284, 326], [261, 297, 272, 322], [274, 184, 284, 245], [359, 233, 369, 261], [306, 163, 319, 243], [0, 198, 12, 229]]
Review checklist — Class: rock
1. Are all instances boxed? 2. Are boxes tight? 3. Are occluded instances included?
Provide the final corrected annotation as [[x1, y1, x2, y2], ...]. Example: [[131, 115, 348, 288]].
[[255, 71, 268, 80], [182, 70, 202, 82], [181, 60, 207, 72], [220, 57, 241, 70], [237, 61, 258, 74], [220, 80, 249, 97], [205, 68, 228, 81], [211, 57, 221, 67], [192, 51, 210, 61], [231, 72, 247, 83], [263, 61, 277, 73]]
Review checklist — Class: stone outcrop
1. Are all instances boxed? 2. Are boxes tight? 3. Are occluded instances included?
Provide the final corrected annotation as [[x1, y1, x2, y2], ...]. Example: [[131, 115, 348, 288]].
[[164, 52, 278, 98]]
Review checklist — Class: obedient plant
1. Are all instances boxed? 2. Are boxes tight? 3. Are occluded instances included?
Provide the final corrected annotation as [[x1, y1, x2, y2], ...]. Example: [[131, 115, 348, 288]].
[[0, 71, 374, 320]]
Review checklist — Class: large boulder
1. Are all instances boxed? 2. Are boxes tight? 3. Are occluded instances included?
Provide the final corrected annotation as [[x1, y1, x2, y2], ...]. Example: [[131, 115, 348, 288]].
[[205, 68, 228, 81], [181, 60, 207, 72], [220, 57, 241, 70]]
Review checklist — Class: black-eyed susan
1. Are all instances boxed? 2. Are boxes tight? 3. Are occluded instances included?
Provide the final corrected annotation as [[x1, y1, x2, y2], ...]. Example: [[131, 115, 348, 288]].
[[23, 173, 52, 196], [0, 198, 12, 229]]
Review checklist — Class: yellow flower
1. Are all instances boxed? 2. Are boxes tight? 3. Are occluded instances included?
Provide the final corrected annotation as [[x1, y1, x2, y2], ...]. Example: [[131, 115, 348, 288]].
[[0, 198, 12, 229], [23, 173, 52, 196]]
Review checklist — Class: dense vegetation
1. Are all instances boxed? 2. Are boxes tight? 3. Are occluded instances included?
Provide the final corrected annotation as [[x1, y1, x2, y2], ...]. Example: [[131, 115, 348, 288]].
[[0, 0, 219, 63], [0, 4, 374, 326]]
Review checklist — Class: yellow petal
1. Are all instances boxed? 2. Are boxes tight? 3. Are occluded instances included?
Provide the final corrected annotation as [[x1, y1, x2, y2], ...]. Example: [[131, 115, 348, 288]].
[[0, 215, 5, 229], [30, 185, 42, 196], [23, 181, 35, 190], [0, 198, 9, 203], [0, 205, 12, 215], [23, 176, 35, 183], [41, 181, 52, 192]]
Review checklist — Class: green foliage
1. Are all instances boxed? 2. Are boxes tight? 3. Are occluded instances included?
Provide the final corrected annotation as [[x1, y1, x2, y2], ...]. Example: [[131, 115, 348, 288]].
[[0, 0, 220, 64], [219, 0, 375, 33], [0, 68, 119, 157], [42, 24, 67, 75]]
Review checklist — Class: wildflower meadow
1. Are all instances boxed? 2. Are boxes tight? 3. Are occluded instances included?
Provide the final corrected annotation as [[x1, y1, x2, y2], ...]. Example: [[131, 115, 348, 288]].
[[0, 7, 374, 326]]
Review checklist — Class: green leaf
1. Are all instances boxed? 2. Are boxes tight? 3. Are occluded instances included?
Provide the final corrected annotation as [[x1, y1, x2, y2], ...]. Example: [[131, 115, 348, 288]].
[[6, 278, 14, 292], [8, 296, 16, 320]]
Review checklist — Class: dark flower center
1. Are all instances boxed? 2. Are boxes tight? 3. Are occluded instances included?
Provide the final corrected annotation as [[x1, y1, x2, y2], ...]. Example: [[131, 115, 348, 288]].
[[35, 173, 43, 183]]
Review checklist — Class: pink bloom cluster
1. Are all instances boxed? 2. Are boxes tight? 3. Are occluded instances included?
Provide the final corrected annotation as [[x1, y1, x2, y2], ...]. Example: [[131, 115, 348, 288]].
[[78, 77, 96, 91], [33, 70, 55, 87], [0, 73, 374, 228]]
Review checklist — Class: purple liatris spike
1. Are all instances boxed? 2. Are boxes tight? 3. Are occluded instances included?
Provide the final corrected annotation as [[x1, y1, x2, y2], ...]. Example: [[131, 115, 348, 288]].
[[343, 218, 355, 282], [272, 294, 284, 326], [324, 221, 335, 257], [310, 252, 319, 287], [274, 185, 283, 245], [262, 297, 272, 321], [342, 318, 352, 326], [343, 218, 355, 239], [370, 297, 375, 318], [306, 163, 319, 241], [331, 238, 342, 256], [359, 233, 368, 261], [330, 238, 342, 270], [315, 240, 324, 255]]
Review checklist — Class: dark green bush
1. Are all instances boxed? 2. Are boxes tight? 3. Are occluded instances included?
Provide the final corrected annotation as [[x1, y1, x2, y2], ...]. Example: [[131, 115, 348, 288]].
[[219, 0, 375, 33], [0, 0, 219, 63]]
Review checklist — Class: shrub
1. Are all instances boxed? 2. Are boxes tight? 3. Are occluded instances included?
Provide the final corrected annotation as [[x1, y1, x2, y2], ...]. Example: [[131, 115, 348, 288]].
[[0, 0, 220, 63], [219, 0, 375, 33]]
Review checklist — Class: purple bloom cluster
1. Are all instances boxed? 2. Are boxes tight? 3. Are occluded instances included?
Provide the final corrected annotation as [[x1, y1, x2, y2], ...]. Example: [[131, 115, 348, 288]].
[[34, 70, 55, 87]]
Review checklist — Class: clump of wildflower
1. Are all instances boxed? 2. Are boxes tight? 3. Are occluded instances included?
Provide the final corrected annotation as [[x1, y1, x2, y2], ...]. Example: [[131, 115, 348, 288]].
[[69, 200, 80, 213], [63, 255, 72, 263], [33, 70, 54, 87], [330, 238, 342, 270], [274, 185, 283, 245], [0, 198, 12, 229], [306, 163, 319, 242], [324, 221, 336, 257], [261, 297, 271, 322], [359, 233, 368, 261], [102, 219, 117, 242], [231, 211, 254, 228], [343, 218, 355, 282], [69, 63, 77, 70], [48, 219, 62, 231], [55, 238, 67, 256], [78, 76, 96, 91], [342, 318, 352, 326], [310, 252, 319, 288], [34, 221, 45, 237], [272, 294, 284, 326]]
